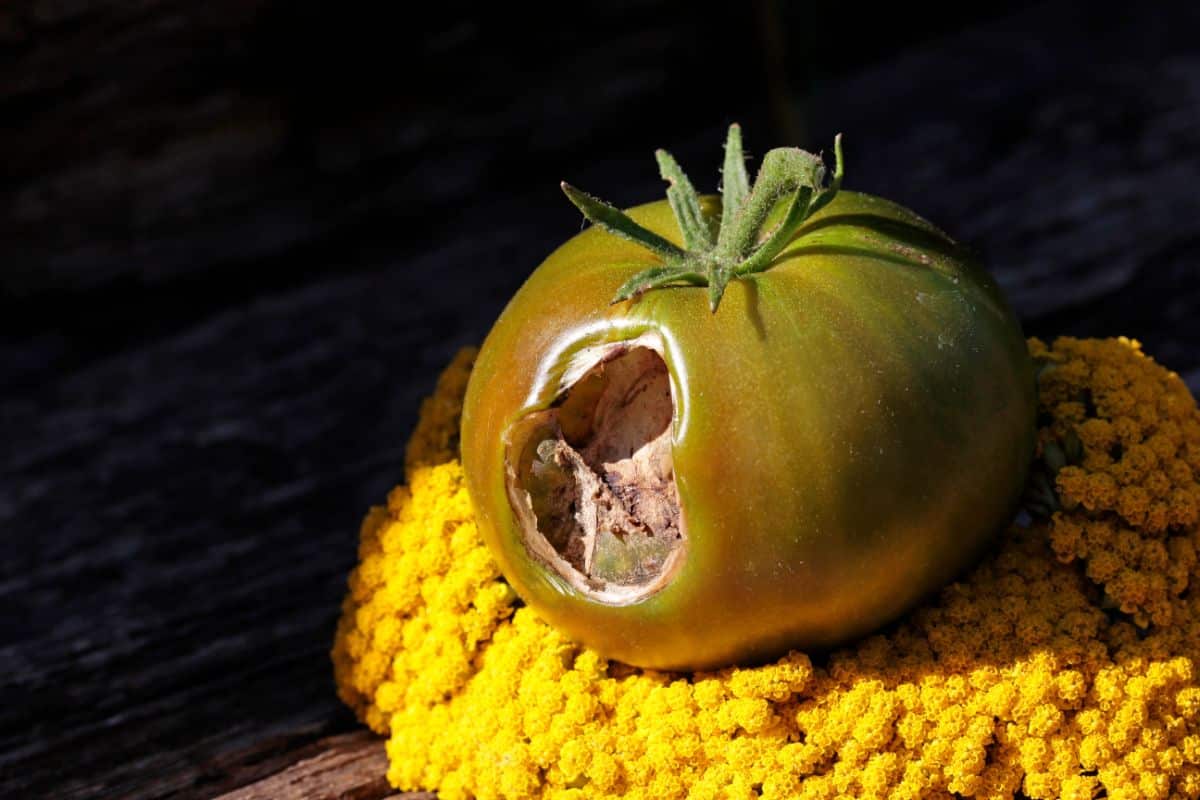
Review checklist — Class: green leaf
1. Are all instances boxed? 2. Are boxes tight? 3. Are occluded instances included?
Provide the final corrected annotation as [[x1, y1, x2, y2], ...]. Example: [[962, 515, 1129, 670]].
[[734, 185, 813, 276], [561, 182, 687, 261], [721, 146, 826, 261], [719, 124, 750, 235], [707, 267, 732, 312], [612, 265, 708, 304], [656, 149, 713, 252], [805, 134, 845, 219]]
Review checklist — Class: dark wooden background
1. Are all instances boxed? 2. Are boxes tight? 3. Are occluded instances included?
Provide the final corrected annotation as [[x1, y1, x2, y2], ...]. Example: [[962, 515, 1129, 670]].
[[3, 1, 1199, 797]]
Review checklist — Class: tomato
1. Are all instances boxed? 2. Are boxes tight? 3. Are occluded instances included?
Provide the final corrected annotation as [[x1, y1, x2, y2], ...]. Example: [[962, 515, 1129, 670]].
[[460, 127, 1036, 671]]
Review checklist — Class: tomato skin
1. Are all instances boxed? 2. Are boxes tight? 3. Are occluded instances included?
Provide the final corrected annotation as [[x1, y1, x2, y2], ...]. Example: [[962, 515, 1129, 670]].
[[461, 191, 1036, 671]]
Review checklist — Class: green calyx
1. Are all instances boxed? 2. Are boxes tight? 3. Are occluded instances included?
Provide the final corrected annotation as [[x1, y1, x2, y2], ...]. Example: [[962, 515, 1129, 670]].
[[561, 124, 844, 312]]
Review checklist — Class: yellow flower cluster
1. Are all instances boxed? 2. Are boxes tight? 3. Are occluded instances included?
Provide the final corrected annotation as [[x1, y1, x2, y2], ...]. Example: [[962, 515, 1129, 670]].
[[333, 339, 1200, 799], [1033, 337, 1200, 627], [403, 346, 478, 474], [330, 458, 518, 733]]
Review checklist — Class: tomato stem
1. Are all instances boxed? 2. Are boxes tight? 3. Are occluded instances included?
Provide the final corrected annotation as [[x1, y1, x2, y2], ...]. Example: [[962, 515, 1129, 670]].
[[561, 125, 845, 312]]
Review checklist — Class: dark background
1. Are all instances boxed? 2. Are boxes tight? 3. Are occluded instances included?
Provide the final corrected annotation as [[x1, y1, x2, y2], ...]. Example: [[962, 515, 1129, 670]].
[[3, 1, 1198, 797]]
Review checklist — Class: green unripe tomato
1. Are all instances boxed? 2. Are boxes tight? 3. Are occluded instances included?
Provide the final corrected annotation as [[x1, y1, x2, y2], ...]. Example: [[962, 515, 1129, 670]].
[[460, 128, 1035, 671]]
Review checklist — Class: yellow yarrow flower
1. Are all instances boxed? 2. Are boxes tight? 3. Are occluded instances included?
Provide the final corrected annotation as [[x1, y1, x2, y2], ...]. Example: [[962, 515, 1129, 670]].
[[333, 339, 1200, 799]]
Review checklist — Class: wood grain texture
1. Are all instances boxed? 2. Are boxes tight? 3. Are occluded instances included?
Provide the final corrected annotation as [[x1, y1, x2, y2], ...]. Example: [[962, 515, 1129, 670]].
[[212, 732, 408, 800], [2, 1, 1198, 798]]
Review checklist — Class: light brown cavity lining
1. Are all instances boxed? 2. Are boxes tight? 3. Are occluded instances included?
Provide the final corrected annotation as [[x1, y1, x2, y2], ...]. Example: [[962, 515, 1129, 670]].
[[506, 340, 685, 603]]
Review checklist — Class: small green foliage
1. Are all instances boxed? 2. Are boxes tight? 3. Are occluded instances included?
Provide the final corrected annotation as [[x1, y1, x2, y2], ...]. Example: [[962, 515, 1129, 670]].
[[561, 125, 845, 312]]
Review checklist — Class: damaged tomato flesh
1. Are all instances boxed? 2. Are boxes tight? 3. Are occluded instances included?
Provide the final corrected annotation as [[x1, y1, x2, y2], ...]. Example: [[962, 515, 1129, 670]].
[[511, 345, 683, 599]]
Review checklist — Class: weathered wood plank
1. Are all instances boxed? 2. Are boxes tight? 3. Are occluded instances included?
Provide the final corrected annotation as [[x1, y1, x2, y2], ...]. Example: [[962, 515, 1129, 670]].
[[2, 2, 1198, 799], [212, 732, 410, 800]]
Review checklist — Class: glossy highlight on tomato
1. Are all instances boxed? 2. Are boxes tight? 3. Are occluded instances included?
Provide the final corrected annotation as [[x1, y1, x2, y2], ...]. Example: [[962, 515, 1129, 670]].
[[460, 127, 1036, 671]]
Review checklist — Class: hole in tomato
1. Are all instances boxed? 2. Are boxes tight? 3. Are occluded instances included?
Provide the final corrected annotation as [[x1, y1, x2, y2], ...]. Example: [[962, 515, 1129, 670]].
[[506, 342, 684, 603]]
